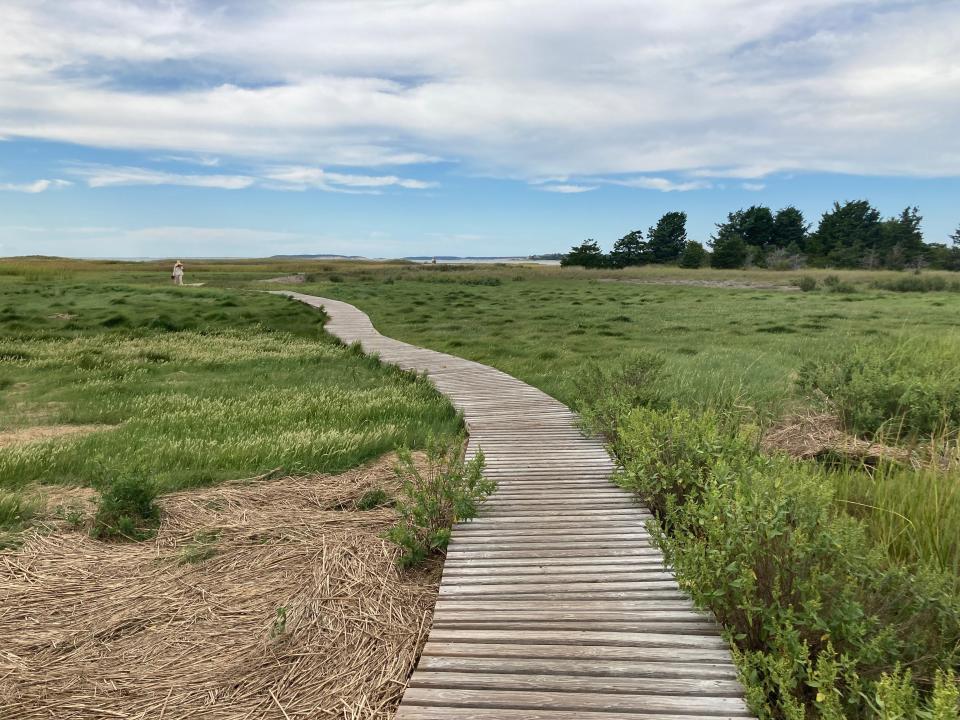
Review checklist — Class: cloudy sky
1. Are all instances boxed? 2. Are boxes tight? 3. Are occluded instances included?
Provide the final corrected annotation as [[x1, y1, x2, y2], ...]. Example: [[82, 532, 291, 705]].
[[1, 0, 958, 258]]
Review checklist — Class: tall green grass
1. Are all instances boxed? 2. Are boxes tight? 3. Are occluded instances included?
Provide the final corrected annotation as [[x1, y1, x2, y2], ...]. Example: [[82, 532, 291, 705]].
[[834, 461, 960, 582], [0, 276, 461, 533]]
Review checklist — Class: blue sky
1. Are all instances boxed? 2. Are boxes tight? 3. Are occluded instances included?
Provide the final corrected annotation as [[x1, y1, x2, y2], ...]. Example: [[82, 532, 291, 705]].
[[1, 1, 958, 258]]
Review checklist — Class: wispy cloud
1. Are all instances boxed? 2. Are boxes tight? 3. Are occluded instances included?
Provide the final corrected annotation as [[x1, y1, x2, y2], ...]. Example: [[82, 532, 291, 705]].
[[263, 166, 437, 193], [156, 155, 221, 167], [537, 184, 597, 193], [70, 165, 254, 189], [606, 177, 712, 193], [0, 179, 72, 193], [742, 182, 766, 191]]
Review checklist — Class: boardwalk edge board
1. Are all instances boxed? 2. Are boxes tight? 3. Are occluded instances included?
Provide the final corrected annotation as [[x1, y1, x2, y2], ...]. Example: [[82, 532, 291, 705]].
[[278, 292, 752, 719]]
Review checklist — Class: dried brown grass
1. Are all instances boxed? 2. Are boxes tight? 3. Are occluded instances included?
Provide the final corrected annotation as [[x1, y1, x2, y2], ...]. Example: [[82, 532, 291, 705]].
[[762, 412, 913, 466], [0, 453, 440, 720]]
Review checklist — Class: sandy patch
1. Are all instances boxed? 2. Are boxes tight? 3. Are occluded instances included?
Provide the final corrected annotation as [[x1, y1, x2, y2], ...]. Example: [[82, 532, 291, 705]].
[[261, 273, 307, 284], [0, 453, 438, 720], [0, 424, 107, 449]]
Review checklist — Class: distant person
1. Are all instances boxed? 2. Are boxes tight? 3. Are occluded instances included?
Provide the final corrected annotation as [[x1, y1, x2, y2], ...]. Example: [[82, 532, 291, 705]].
[[172, 261, 184, 286]]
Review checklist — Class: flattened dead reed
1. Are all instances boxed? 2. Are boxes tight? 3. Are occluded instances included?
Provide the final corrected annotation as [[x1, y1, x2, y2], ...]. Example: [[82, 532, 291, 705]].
[[0, 455, 440, 719]]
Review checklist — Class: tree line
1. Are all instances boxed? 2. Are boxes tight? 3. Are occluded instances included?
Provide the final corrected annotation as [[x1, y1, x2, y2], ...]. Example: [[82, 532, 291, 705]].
[[561, 202, 960, 271]]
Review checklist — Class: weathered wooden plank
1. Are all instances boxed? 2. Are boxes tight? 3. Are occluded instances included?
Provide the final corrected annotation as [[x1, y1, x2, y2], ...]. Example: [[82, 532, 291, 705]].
[[400, 688, 752, 716], [409, 672, 743, 697], [420, 641, 734, 663], [426, 628, 728, 649], [415, 656, 738, 679], [396, 708, 744, 720]]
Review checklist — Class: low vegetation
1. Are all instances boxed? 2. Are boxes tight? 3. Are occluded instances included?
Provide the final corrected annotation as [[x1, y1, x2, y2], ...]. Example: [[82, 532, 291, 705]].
[[387, 439, 492, 567], [798, 338, 960, 440], [602, 402, 959, 718]]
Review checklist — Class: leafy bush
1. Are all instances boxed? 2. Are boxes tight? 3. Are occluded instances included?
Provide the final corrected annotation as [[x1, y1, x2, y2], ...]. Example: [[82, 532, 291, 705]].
[[387, 440, 493, 568], [91, 476, 160, 541], [574, 351, 664, 433], [798, 341, 960, 439], [872, 276, 960, 293], [798, 276, 817, 292], [611, 405, 960, 719], [823, 274, 858, 293]]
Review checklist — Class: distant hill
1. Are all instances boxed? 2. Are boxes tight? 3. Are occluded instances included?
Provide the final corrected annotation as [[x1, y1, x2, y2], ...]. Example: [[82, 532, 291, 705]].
[[269, 254, 366, 259]]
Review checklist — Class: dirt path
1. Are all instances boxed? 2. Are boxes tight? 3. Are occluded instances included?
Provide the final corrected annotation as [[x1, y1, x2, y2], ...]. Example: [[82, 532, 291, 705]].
[[599, 277, 798, 291]]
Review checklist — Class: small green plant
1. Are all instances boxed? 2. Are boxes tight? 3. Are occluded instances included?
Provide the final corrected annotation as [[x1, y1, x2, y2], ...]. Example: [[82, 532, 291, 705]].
[[798, 275, 817, 292], [387, 439, 493, 568], [271, 606, 288, 637], [178, 530, 221, 565], [91, 476, 160, 541], [356, 488, 391, 510]]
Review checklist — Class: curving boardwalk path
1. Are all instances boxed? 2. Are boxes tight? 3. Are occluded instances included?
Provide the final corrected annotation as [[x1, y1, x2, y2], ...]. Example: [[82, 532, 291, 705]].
[[280, 292, 751, 720]]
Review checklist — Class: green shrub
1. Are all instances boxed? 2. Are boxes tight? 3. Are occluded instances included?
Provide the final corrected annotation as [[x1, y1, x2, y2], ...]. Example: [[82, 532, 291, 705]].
[[823, 274, 858, 293], [610, 405, 960, 718], [872, 276, 960, 293], [798, 276, 817, 292], [91, 476, 160, 541], [574, 351, 664, 433], [387, 440, 493, 568], [798, 340, 960, 439]]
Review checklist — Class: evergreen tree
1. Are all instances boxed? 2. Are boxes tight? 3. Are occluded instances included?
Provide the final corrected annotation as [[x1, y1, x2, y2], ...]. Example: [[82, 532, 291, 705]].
[[710, 227, 748, 268], [713, 206, 775, 257], [678, 240, 707, 268], [560, 239, 607, 268], [879, 207, 924, 269], [810, 200, 882, 268], [646, 211, 688, 263], [951, 224, 960, 246], [609, 230, 649, 268], [772, 206, 808, 251], [739, 206, 775, 249]]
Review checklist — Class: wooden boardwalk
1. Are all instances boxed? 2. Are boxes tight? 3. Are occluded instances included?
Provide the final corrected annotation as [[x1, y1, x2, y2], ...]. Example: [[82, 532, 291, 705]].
[[281, 292, 751, 720]]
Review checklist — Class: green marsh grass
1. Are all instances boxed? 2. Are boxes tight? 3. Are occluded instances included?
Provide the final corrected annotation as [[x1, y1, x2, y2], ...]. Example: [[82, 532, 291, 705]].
[[0, 268, 461, 534]]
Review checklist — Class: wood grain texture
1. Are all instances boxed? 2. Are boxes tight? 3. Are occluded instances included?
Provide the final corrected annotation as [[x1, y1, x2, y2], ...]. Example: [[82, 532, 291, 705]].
[[278, 292, 751, 718]]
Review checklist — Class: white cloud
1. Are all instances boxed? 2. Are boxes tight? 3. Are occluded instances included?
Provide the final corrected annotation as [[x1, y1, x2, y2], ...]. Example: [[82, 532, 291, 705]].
[[0, 179, 71, 193], [742, 182, 767, 191], [607, 177, 712, 192], [157, 155, 221, 167], [537, 184, 597, 193], [70, 165, 254, 189], [0, 1, 957, 179], [263, 166, 437, 192]]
